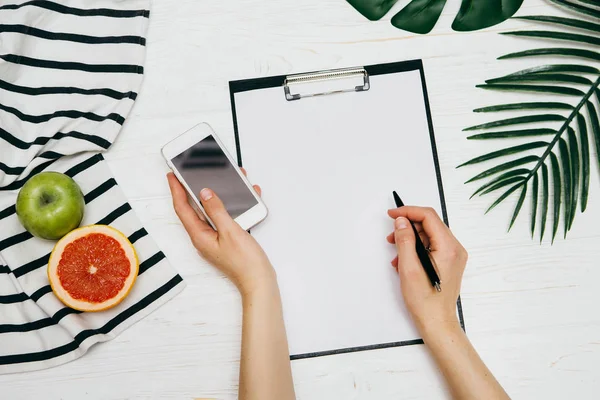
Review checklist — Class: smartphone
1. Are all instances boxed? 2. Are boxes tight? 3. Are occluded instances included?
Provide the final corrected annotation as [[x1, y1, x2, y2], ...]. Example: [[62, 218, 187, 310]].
[[161, 123, 268, 231]]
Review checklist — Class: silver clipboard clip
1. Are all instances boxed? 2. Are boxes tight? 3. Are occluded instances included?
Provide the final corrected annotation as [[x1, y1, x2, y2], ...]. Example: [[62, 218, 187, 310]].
[[284, 67, 370, 101]]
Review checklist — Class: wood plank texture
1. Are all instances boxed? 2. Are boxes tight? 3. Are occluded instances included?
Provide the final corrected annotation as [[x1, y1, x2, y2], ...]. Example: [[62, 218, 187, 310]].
[[1, 0, 598, 398]]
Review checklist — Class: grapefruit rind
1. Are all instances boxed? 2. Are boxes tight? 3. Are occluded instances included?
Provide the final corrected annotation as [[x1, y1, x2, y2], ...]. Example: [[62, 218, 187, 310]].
[[48, 225, 139, 312]]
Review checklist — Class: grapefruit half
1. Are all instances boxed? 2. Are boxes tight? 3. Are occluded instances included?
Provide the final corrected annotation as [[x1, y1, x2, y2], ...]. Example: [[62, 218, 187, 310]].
[[48, 225, 139, 312]]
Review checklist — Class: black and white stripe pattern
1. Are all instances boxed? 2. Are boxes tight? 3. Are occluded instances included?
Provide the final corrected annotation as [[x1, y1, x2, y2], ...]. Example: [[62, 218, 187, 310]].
[[0, 1, 185, 373]]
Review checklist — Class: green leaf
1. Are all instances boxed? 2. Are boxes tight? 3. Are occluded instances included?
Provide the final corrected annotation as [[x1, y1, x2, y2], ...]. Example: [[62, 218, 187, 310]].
[[391, 0, 447, 34], [474, 102, 573, 112], [567, 127, 579, 230], [587, 101, 600, 180], [558, 138, 571, 237], [531, 172, 539, 237], [458, 142, 548, 167], [486, 73, 592, 85], [467, 129, 556, 140], [509, 184, 528, 231], [471, 169, 529, 197], [577, 113, 590, 212], [464, 115, 566, 131], [452, 0, 524, 32], [348, 0, 524, 32], [346, 0, 398, 20], [550, 153, 561, 242], [501, 31, 600, 47], [513, 16, 600, 34], [502, 64, 600, 77], [548, 0, 600, 19], [476, 84, 584, 96], [477, 174, 528, 197], [459, 3, 600, 241], [485, 182, 524, 214], [465, 155, 539, 182], [499, 48, 600, 62], [540, 163, 549, 242]]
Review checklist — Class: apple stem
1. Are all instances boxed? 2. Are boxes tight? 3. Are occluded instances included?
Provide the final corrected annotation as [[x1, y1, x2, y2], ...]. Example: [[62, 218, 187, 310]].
[[40, 193, 55, 206]]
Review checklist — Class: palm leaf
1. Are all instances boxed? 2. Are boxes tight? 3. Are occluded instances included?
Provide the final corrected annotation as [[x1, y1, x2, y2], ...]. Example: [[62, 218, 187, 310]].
[[460, 0, 600, 241], [557, 138, 571, 234], [485, 182, 524, 214], [464, 115, 566, 131], [540, 163, 549, 242], [550, 152, 562, 242], [467, 129, 556, 140], [509, 184, 528, 231], [587, 99, 600, 176], [501, 31, 600, 46], [577, 113, 590, 212], [475, 102, 574, 112], [486, 74, 593, 85], [477, 83, 585, 96], [513, 16, 600, 33], [465, 155, 539, 182], [499, 48, 600, 62], [531, 172, 539, 237], [471, 169, 529, 198], [458, 142, 548, 167], [548, 0, 600, 19], [566, 129, 579, 230], [480, 175, 528, 196], [501, 64, 600, 77]]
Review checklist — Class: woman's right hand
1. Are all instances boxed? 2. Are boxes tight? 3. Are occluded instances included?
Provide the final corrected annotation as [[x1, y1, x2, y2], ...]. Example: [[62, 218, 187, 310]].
[[386, 206, 467, 339], [388, 208, 510, 399]]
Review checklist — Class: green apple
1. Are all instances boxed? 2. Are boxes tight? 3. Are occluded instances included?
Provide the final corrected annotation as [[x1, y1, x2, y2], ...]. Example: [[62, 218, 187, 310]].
[[16, 172, 85, 240]]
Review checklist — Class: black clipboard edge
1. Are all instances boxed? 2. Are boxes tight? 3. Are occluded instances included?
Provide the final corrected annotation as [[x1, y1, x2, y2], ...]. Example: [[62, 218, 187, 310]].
[[228, 81, 244, 167], [229, 59, 466, 358], [417, 64, 466, 333], [291, 338, 424, 361]]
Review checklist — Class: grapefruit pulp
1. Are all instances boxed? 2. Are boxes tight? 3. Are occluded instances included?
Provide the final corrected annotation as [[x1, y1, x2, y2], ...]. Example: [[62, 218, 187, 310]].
[[48, 225, 139, 312]]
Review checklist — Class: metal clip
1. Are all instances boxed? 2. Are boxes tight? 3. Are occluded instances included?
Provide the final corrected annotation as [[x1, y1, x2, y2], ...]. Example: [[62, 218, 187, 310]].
[[283, 67, 370, 101]]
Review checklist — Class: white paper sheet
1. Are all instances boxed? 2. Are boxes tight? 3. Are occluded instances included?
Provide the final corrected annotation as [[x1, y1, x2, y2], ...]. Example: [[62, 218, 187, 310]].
[[232, 68, 447, 357]]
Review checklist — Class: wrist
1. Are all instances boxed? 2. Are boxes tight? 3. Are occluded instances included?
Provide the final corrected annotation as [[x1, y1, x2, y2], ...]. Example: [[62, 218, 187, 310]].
[[419, 315, 463, 344], [239, 268, 278, 300]]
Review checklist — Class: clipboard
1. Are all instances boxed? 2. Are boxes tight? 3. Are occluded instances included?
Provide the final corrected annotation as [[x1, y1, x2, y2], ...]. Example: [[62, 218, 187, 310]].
[[229, 60, 465, 359]]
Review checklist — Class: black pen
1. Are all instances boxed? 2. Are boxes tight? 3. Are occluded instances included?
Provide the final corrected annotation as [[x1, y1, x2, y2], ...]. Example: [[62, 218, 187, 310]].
[[392, 191, 442, 292]]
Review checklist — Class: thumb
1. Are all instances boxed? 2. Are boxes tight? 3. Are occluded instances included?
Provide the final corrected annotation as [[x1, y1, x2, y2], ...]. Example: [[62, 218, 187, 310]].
[[393, 217, 424, 278], [199, 188, 234, 231]]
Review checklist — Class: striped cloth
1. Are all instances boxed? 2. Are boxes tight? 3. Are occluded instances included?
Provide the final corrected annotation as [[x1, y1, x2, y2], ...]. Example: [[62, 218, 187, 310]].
[[0, 1, 185, 373]]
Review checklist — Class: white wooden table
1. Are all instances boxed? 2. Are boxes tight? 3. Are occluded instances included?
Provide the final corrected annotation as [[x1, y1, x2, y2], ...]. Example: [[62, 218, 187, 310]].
[[3, 0, 599, 398]]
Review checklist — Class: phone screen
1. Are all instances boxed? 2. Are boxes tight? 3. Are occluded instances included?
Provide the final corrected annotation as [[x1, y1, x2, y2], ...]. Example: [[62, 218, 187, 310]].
[[171, 135, 258, 219]]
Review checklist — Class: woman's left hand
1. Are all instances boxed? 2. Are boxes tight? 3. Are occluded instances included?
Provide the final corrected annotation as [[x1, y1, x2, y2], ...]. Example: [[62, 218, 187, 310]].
[[167, 170, 275, 296]]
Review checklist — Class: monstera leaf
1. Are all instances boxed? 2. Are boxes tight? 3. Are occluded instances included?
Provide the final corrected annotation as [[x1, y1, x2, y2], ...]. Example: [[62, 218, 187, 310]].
[[452, 0, 524, 32], [347, 0, 524, 33], [347, 0, 399, 20], [391, 0, 447, 34], [459, 0, 600, 241]]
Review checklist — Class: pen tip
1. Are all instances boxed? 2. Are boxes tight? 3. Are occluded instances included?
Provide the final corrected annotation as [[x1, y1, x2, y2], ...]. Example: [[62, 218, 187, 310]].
[[435, 282, 442, 292]]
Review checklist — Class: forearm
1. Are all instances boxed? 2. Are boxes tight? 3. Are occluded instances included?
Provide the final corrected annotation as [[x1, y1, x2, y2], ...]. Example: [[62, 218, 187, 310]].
[[422, 321, 510, 400], [239, 279, 295, 400]]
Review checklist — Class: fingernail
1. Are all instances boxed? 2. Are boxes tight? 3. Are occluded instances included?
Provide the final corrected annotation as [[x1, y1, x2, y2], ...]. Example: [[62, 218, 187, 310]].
[[395, 217, 408, 229], [200, 188, 213, 201]]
